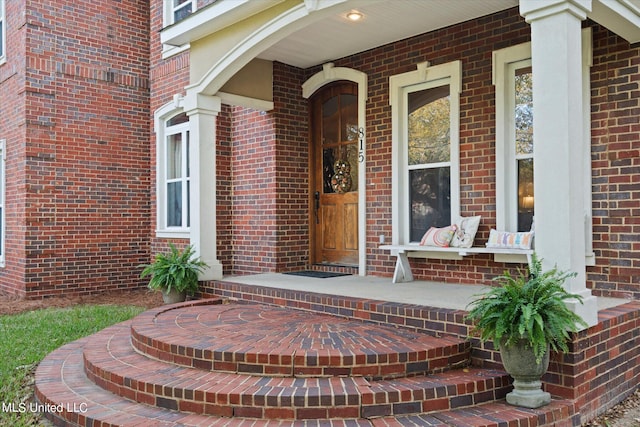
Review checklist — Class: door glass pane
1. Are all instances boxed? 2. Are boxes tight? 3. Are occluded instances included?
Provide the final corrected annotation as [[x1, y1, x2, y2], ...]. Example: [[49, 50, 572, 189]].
[[408, 87, 450, 165], [167, 182, 182, 227], [322, 92, 358, 194], [322, 97, 338, 145], [167, 134, 182, 180], [323, 147, 337, 194], [345, 144, 358, 192], [409, 167, 451, 241], [341, 94, 358, 142]]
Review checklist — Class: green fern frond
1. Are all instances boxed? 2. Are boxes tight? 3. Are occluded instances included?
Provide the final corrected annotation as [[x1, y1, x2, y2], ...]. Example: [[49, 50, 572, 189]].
[[466, 252, 588, 363], [139, 243, 209, 295]]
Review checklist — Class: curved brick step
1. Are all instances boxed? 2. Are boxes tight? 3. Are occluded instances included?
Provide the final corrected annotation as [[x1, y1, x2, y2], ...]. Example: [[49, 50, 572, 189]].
[[35, 336, 372, 426], [130, 299, 470, 379], [374, 399, 579, 426], [82, 321, 512, 420], [35, 337, 577, 427]]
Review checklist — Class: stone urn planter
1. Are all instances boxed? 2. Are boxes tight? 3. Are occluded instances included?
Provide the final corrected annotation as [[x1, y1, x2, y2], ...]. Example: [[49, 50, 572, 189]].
[[466, 253, 588, 408], [500, 339, 551, 408], [162, 288, 187, 304]]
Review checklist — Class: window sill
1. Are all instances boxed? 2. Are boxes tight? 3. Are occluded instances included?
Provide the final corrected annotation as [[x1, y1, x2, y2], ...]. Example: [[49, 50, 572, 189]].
[[156, 229, 190, 239]]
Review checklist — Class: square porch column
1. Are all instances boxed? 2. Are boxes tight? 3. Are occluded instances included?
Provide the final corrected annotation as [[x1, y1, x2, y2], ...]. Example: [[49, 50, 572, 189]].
[[184, 93, 224, 280], [520, 0, 598, 327]]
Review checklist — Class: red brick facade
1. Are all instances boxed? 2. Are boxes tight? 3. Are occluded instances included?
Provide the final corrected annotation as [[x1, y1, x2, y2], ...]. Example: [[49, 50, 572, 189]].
[[0, 1, 638, 301], [0, 1, 150, 297], [0, 1, 635, 423], [151, 6, 639, 298]]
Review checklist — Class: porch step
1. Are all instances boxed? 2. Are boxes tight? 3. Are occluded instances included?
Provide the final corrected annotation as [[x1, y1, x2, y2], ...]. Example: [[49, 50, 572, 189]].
[[130, 299, 470, 378], [35, 299, 579, 426], [36, 337, 577, 426], [85, 319, 511, 419]]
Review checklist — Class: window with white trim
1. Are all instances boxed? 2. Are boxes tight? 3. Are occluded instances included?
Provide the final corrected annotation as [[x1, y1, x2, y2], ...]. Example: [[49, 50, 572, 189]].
[[390, 61, 461, 244], [164, 0, 196, 26], [0, 140, 5, 266], [493, 32, 593, 261], [496, 56, 534, 232], [0, 0, 6, 64], [156, 110, 190, 236]]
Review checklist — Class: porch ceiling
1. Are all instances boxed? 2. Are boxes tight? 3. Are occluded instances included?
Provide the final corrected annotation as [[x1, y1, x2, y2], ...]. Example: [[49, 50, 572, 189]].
[[257, 0, 519, 69]]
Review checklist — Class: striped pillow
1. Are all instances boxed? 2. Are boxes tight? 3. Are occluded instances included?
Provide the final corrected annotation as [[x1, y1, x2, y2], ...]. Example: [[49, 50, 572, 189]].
[[420, 225, 457, 247], [486, 229, 534, 249]]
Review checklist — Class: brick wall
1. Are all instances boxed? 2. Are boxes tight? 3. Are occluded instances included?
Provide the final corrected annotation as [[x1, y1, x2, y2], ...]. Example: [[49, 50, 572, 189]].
[[589, 23, 640, 299], [6, 1, 151, 297], [319, 8, 532, 283], [272, 62, 309, 272], [0, 0, 28, 295], [295, 9, 639, 293], [216, 105, 233, 274], [230, 106, 278, 273]]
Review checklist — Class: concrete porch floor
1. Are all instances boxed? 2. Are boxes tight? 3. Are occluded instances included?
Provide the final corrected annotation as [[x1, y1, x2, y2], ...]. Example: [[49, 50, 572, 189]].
[[224, 273, 628, 312]]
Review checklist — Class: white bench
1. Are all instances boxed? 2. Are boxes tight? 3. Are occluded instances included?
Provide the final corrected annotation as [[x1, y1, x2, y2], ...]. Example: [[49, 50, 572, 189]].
[[379, 244, 533, 283]]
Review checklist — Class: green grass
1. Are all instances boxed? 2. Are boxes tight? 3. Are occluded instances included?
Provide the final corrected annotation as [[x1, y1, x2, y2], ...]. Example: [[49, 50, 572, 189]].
[[0, 305, 145, 426]]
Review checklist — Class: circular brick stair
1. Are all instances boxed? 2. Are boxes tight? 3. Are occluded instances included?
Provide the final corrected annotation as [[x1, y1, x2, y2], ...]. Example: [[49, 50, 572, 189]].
[[35, 298, 578, 426]]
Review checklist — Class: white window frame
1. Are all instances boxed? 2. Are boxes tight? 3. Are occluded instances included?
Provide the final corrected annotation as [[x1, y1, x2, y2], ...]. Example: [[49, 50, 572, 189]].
[[493, 30, 594, 264], [389, 61, 461, 244], [163, 0, 197, 27], [154, 99, 191, 239], [0, 139, 5, 266], [494, 48, 533, 233], [161, 0, 195, 59], [0, 0, 6, 65]]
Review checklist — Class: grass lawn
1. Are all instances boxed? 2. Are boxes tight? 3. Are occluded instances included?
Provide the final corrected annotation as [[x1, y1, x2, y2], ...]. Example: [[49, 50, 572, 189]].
[[0, 305, 146, 426]]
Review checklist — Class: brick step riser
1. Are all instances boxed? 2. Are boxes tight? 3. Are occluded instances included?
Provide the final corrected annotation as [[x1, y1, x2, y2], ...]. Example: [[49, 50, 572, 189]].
[[129, 298, 473, 380], [35, 309, 579, 426], [130, 329, 472, 379], [83, 351, 513, 420]]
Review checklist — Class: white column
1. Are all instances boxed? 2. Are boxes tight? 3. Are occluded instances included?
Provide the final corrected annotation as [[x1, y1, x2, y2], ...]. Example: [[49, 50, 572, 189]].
[[183, 92, 223, 280], [520, 0, 598, 327]]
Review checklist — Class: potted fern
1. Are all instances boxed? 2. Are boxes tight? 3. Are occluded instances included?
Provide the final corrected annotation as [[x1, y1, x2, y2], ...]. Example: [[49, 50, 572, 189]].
[[466, 253, 587, 408], [140, 243, 208, 304]]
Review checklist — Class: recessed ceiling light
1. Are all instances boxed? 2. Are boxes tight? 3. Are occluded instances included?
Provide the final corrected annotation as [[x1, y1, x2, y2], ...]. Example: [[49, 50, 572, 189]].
[[346, 11, 363, 21]]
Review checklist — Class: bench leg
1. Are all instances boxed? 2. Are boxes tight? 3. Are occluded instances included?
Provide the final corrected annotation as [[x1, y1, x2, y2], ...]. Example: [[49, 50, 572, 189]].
[[392, 252, 414, 283]]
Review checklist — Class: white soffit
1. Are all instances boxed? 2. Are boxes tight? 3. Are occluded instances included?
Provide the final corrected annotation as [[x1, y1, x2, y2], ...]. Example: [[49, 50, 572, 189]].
[[257, 0, 519, 68]]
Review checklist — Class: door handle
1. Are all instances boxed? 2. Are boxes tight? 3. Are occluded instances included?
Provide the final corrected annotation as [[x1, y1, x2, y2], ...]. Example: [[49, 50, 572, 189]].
[[314, 191, 320, 224]]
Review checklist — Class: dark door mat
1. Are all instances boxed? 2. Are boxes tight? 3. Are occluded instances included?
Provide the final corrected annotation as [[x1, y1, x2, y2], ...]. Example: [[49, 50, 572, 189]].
[[283, 271, 351, 279]]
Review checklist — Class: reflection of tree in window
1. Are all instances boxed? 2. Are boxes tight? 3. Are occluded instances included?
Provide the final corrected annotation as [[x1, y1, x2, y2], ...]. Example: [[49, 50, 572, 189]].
[[409, 169, 450, 241], [515, 68, 534, 231], [408, 86, 451, 241]]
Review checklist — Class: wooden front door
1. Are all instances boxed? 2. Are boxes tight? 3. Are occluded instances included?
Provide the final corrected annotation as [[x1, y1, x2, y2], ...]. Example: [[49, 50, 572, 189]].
[[310, 82, 359, 266]]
